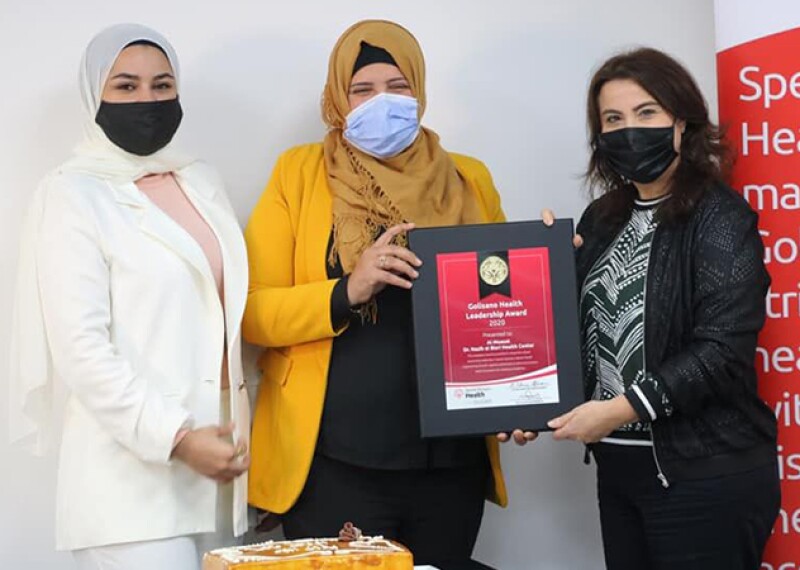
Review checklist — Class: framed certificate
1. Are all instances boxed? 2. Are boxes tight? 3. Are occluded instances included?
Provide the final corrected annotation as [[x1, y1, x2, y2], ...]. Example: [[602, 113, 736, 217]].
[[408, 219, 584, 437]]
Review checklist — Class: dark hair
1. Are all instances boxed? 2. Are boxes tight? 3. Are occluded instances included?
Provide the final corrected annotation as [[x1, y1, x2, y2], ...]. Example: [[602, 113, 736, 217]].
[[124, 39, 168, 57], [585, 47, 730, 225]]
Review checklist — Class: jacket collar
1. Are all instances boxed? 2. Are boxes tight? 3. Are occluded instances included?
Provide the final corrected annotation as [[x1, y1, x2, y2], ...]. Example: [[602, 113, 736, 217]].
[[109, 169, 246, 341]]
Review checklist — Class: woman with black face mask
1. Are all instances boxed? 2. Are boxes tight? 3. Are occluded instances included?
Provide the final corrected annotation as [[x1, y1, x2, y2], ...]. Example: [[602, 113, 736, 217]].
[[9, 24, 250, 570], [540, 48, 780, 570]]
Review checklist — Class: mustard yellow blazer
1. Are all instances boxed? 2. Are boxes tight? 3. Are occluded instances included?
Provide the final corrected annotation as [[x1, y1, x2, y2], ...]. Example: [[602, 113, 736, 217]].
[[243, 143, 508, 514]]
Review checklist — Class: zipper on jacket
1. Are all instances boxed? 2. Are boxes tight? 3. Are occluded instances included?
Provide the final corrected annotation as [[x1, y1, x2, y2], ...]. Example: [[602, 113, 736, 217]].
[[650, 430, 669, 488], [643, 222, 670, 489]]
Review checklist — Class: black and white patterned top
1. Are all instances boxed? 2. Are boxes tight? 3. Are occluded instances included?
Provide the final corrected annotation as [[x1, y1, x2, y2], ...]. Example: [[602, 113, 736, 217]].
[[580, 195, 670, 444]]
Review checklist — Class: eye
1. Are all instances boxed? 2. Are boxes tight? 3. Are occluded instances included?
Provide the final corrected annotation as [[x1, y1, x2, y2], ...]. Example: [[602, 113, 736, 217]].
[[154, 82, 174, 90], [638, 106, 659, 118], [115, 83, 136, 92], [350, 87, 372, 96], [389, 83, 411, 91], [604, 114, 620, 124]]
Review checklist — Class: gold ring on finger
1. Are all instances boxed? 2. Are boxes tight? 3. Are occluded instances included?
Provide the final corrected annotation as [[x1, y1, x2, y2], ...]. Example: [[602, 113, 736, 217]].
[[378, 255, 388, 268]]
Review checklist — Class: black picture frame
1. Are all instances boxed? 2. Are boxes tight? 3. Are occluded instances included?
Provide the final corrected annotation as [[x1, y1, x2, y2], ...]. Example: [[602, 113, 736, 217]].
[[408, 219, 584, 437]]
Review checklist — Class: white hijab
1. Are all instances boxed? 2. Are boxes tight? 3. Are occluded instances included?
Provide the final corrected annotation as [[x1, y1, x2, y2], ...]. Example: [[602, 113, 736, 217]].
[[9, 24, 194, 454], [63, 22, 194, 179]]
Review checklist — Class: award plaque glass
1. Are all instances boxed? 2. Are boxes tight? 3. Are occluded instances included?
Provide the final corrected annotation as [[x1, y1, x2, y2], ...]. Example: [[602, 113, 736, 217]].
[[408, 219, 584, 437]]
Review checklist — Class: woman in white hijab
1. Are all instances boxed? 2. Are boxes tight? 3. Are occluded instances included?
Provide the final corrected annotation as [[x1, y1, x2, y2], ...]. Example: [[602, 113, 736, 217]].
[[9, 23, 249, 569]]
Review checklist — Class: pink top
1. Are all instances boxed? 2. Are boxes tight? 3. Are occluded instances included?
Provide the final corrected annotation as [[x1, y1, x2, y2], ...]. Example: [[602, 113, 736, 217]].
[[136, 172, 229, 391], [136, 173, 224, 295]]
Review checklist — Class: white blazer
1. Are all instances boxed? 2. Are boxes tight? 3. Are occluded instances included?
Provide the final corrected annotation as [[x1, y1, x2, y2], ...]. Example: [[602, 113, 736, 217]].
[[33, 162, 250, 550]]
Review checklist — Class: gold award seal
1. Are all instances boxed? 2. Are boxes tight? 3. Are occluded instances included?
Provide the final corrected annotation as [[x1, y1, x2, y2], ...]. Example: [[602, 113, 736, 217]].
[[479, 255, 509, 287]]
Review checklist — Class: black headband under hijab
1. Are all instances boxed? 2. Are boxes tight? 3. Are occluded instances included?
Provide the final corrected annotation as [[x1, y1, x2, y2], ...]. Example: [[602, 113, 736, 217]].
[[352, 41, 397, 74]]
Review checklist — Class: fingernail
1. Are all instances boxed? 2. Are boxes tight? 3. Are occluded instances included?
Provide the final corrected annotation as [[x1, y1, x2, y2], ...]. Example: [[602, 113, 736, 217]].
[[547, 420, 556, 428]]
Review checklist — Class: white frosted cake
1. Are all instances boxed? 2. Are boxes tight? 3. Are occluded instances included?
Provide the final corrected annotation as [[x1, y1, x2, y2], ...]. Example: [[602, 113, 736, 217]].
[[203, 536, 413, 569]]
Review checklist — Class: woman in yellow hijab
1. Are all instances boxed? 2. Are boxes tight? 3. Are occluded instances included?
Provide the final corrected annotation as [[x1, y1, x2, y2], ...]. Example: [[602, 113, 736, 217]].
[[243, 20, 506, 567]]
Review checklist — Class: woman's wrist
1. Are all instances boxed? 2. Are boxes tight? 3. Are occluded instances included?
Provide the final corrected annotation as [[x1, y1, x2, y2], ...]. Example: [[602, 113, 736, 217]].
[[170, 425, 192, 458], [171, 428, 192, 459], [609, 395, 640, 425], [345, 274, 367, 307]]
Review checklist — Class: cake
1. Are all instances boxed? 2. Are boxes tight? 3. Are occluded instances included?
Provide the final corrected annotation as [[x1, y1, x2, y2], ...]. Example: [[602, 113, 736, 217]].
[[203, 534, 413, 569]]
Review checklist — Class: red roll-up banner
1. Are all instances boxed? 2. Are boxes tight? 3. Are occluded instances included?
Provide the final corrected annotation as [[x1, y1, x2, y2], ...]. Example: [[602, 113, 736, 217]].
[[716, 2, 800, 567]]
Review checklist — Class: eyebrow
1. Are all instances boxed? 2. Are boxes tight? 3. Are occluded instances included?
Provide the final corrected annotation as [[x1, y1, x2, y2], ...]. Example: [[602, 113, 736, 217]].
[[350, 76, 409, 89], [108, 72, 175, 81], [601, 100, 660, 115], [109, 73, 139, 81], [633, 100, 660, 111]]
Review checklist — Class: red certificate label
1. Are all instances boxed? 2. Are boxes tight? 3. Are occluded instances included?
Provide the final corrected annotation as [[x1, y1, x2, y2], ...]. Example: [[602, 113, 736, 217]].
[[437, 247, 559, 410]]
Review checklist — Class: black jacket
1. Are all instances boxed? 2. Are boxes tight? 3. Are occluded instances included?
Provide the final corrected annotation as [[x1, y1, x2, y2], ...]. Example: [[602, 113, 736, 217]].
[[576, 182, 777, 483]]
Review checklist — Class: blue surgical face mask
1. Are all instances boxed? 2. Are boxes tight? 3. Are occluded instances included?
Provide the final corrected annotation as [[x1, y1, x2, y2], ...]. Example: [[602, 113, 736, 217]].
[[343, 92, 420, 159]]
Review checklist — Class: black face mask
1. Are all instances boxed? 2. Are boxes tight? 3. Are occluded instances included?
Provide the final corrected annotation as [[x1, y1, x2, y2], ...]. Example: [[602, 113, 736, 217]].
[[596, 126, 678, 184], [95, 98, 183, 156]]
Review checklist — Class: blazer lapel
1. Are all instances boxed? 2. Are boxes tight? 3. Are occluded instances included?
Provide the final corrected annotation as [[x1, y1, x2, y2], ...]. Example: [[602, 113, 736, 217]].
[[305, 158, 333, 283], [174, 170, 248, 342], [112, 181, 216, 286]]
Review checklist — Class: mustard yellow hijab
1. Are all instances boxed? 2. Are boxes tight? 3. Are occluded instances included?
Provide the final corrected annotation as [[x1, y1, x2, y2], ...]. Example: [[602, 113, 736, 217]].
[[322, 19, 481, 276]]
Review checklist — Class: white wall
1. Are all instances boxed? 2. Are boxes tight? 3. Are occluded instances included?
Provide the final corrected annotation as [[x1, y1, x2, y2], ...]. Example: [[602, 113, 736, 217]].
[[0, 1, 716, 568]]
